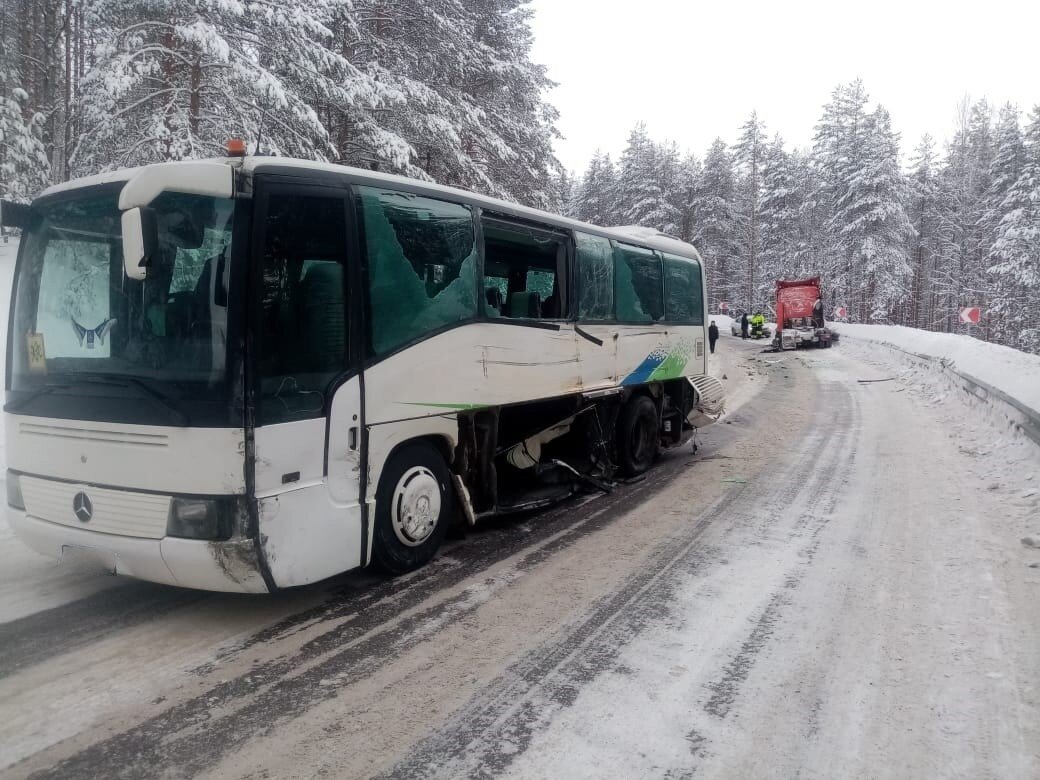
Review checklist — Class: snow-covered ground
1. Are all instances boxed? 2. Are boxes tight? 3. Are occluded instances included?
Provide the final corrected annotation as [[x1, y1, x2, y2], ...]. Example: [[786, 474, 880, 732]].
[[833, 322, 1040, 413]]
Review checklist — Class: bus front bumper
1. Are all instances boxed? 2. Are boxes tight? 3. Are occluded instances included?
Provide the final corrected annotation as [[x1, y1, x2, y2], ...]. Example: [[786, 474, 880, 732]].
[[7, 508, 269, 594]]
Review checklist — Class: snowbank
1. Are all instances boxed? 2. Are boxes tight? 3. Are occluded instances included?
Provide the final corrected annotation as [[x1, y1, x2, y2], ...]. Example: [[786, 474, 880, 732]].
[[833, 322, 1040, 413]]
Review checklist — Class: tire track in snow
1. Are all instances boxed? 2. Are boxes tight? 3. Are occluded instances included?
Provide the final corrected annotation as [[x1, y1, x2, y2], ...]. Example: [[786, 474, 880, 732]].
[[0, 584, 204, 679], [703, 381, 858, 720], [381, 375, 858, 779]]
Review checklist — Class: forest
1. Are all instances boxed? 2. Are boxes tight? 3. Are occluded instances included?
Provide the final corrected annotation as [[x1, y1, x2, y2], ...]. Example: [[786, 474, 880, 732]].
[[565, 86, 1040, 354], [0, 0, 561, 207], [1, 1, 1037, 353]]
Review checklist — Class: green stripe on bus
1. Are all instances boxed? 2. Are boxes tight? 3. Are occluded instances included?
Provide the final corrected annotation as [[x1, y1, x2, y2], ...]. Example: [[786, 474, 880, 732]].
[[401, 402, 486, 410]]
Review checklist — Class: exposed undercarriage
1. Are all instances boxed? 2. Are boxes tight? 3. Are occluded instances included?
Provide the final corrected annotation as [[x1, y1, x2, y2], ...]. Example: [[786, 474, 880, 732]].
[[452, 378, 713, 521]]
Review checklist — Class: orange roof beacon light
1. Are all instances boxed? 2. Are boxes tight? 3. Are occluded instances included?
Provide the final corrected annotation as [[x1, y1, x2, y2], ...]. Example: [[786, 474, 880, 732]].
[[226, 138, 247, 157]]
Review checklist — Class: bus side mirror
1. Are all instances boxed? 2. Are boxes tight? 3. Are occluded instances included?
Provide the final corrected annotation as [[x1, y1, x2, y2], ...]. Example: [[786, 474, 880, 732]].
[[122, 206, 158, 281], [0, 199, 30, 230]]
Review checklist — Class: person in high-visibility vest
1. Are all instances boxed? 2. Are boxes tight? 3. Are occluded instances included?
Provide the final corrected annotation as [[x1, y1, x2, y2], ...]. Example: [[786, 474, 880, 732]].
[[750, 311, 766, 338]]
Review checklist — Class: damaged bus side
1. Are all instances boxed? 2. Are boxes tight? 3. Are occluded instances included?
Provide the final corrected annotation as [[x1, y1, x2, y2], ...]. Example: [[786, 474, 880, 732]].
[[4, 155, 723, 592]]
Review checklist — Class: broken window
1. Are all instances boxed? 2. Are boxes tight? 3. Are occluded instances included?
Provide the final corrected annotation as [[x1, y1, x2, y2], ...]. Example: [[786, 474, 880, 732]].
[[663, 253, 704, 324], [575, 232, 614, 321], [482, 217, 569, 320], [614, 243, 663, 322], [358, 187, 476, 354]]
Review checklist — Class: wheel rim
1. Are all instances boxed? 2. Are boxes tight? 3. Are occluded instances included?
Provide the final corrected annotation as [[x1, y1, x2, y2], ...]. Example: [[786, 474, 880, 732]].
[[391, 466, 442, 547]]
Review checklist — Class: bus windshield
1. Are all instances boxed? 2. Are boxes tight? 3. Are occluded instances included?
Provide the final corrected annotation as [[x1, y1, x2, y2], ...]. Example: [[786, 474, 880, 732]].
[[8, 187, 239, 426]]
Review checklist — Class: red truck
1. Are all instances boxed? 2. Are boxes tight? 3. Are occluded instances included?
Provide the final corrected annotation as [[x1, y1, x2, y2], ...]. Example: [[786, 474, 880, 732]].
[[772, 277, 834, 350]]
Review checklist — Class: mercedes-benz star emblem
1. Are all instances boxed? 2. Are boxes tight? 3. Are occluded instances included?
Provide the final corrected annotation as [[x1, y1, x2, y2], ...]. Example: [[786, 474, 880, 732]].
[[73, 492, 93, 523]]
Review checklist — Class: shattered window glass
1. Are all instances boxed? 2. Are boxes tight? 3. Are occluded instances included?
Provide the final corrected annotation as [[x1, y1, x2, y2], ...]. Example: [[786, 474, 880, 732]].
[[663, 253, 704, 324], [614, 243, 663, 322], [359, 187, 476, 354], [575, 232, 614, 321]]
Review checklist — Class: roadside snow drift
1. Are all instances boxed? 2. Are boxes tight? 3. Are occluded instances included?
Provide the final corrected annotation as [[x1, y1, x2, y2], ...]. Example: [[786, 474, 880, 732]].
[[833, 323, 1040, 413]]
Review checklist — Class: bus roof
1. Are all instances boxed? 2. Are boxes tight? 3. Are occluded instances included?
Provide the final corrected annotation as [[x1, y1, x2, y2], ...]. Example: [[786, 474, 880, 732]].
[[38, 157, 702, 261]]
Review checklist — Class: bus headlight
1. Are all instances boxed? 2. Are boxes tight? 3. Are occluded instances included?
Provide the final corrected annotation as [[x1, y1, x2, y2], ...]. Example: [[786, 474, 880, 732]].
[[167, 498, 231, 540], [6, 472, 24, 510]]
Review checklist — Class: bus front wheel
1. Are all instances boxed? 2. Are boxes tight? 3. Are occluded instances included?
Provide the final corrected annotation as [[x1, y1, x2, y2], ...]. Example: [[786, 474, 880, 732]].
[[617, 395, 659, 477], [372, 442, 453, 575]]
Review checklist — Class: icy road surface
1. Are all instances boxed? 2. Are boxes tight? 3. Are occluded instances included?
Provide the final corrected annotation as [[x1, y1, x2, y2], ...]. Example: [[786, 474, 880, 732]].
[[1, 333, 1039, 779]]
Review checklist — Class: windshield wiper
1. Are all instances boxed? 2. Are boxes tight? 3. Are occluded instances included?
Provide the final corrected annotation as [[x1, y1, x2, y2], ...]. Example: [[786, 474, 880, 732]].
[[5, 383, 71, 413], [77, 374, 191, 426]]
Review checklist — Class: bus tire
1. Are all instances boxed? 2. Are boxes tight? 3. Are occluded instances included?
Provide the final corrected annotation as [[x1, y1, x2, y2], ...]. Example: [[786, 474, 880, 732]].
[[617, 395, 659, 477], [372, 442, 453, 575]]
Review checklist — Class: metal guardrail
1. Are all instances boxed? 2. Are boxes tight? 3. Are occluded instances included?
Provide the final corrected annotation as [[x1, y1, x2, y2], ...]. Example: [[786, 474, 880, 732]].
[[843, 335, 1040, 447]]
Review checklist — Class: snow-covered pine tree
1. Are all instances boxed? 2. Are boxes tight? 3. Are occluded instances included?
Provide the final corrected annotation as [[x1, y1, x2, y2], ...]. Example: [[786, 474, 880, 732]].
[[978, 104, 1025, 271], [932, 99, 996, 330], [615, 123, 680, 234], [642, 139, 682, 235], [812, 80, 871, 317], [792, 149, 834, 285], [616, 122, 653, 222], [987, 104, 1026, 200], [757, 135, 801, 303], [454, 0, 561, 207], [733, 111, 767, 308], [907, 135, 940, 328], [675, 152, 701, 244], [0, 56, 50, 200], [572, 151, 618, 226], [72, 0, 397, 173], [987, 106, 1040, 352], [833, 106, 913, 321], [692, 138, 740, 310]]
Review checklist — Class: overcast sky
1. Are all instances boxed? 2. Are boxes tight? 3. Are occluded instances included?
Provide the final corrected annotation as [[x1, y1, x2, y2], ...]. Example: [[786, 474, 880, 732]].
[[528, 0, 1040, 174]]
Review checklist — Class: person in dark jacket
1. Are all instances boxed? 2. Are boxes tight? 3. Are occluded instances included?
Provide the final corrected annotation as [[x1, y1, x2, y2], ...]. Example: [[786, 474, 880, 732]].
[[740, 312, 749, 339], [708, 321, 719, 353]]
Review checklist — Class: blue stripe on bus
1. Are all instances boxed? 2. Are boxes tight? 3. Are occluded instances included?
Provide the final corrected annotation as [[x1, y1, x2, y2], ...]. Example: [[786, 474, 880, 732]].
[[621, 353, 666, 385]]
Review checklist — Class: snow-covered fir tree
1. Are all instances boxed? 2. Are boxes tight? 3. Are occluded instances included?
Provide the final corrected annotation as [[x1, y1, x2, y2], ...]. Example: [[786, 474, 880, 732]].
[[72, 0, 370, 171], [572, 151, 619, 226], [835, 106, 913, 321], [0, 58, 49, 200], [757, 136, 801, 304], [988, 106, 1040, 351], [692, 139, 740, 309]]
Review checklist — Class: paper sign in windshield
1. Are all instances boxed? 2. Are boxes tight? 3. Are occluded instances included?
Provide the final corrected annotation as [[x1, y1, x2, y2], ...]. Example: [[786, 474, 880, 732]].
[[27, 332, 47, 373]]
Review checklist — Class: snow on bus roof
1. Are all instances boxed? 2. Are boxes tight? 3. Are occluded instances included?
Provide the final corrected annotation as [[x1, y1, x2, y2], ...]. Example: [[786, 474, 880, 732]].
[[36, 156, 701, 260]]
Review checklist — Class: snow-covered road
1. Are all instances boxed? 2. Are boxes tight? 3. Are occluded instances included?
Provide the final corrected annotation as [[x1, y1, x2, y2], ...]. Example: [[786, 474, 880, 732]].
[[1, 331, 1038, 779]]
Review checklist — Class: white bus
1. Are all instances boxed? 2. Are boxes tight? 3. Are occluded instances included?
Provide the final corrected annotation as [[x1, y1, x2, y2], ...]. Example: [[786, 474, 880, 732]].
[[1, 152, 723, 593]]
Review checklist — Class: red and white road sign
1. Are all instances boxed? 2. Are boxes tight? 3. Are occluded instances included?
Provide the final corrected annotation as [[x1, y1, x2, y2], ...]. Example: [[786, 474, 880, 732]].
[[832, 306, 847, 319], [719, 301, 729, 312], [958, 307, 981, 324]]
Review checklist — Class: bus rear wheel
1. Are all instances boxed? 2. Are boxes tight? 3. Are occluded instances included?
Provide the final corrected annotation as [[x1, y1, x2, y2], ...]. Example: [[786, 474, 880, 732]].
[[372, 442, 453, 575], [617, 395, 659, 477]]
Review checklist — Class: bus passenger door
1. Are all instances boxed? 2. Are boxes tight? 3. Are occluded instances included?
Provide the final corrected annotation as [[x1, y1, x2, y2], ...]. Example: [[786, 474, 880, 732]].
[[250, 181, 365, 588]]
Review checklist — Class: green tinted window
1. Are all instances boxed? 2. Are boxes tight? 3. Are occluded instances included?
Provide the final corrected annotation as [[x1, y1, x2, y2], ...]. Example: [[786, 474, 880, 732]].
[[575, 232, 614, 320], [614, 243, 663, 322], [663, 253, 704, 324], [359, 188, 476, 354]]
